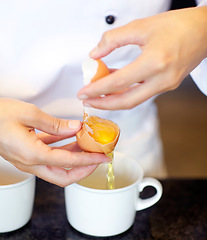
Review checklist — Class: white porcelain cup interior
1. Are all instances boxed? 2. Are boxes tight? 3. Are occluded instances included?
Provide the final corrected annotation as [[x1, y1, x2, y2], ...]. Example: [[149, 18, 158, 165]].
[[0, 157, 36, 233], [65, 152, 162, 237]]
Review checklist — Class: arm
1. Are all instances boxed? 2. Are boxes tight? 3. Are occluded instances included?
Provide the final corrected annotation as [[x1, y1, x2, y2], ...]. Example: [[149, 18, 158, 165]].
[[191, 0, 207, 95]]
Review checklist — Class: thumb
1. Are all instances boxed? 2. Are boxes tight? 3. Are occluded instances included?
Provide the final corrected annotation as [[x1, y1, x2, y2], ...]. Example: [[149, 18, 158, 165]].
[[28, 107, 82, 137]]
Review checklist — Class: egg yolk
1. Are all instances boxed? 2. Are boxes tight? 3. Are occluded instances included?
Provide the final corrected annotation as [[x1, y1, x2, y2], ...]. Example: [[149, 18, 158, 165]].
[[89, 123, 116, 145]]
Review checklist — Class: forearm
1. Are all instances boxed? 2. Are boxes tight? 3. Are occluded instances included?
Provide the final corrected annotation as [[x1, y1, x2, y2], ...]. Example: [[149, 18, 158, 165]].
[[190, 4, 207, 95], [196, 6, 207, 57]]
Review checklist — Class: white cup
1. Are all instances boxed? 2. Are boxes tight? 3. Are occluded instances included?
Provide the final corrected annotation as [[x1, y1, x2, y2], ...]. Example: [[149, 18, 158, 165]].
[[0, 157, 36, 233], [65, 152, 162, 237]]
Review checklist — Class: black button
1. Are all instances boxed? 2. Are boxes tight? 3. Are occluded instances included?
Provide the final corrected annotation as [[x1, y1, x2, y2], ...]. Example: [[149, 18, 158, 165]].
[[105, 15, 116, 25]]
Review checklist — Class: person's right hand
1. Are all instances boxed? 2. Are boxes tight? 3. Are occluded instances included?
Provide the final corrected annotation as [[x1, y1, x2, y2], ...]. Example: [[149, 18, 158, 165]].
[[78, 6, 207, 110], [0, 98, 110, 187]]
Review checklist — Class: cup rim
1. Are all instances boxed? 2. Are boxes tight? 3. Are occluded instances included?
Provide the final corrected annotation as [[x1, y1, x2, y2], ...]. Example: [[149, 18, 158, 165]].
[[0, 173, 35, 190], [70, 151, 144, 193]]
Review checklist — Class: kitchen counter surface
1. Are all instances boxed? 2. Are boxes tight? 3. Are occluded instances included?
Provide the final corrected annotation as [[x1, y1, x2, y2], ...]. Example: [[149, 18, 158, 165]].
[[1, 178, 207, 240]]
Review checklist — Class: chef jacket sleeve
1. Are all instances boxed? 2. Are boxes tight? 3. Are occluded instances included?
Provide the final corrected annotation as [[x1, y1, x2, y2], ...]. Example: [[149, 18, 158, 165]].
[[190, 0, 207, 96]]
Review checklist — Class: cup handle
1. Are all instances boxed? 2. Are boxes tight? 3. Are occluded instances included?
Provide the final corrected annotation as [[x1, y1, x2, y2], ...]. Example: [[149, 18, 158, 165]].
[[136, 177, 163, 211]]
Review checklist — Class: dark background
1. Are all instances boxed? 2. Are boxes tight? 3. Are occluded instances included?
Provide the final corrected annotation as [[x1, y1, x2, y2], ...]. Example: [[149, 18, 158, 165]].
[[170, 0, 196, 9]]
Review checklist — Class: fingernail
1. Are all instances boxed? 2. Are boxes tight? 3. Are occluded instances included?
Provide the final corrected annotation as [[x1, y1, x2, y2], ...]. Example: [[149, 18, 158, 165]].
[[78, 94, 88, 100], [68, 120, 81, 129], [89, 46, 99, 57]]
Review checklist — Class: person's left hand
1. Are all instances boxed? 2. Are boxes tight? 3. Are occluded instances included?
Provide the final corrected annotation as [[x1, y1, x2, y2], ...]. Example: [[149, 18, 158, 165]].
[[0, 98, 109, 187], [78, 6, 207, 110]]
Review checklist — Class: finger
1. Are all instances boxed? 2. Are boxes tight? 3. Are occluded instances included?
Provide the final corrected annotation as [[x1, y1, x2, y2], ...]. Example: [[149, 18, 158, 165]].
[[23, 105, 82, 137], [52, 141, 82, 152], [9, 127, 110, 168], [24, 138, 110, 168], [89, 20, 144, 59], [37, 132, 72, 144], [78, 51, 157, 100], [42, 165, 98, 187], [40, 148, 110, 168], [82, 78, 162, 110], [15, 162, 98, 187]]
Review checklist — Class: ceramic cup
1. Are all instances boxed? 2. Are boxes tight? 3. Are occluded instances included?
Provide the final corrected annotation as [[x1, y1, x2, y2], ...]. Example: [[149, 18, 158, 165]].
[[65, 152, 162, 237], [0, 157, 36, 233]]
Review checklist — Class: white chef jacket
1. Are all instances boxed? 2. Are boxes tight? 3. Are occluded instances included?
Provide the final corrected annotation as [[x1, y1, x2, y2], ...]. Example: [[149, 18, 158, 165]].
[[0, 0, 206, 178]]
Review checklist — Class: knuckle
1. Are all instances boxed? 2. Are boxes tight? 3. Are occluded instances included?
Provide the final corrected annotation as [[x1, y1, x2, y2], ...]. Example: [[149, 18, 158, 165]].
[[50, 118, 63, 134], [21, 144, 50, 167], [20, 155, 36, 166], [101, 30, 120, 49], [24, 103, 44, 124], [13, 155, 35, 169], [167, 78, 181, 91], [101, 30, 112, 44], [26, 103, 40, 117], [155, 57, 168, 73], [151, 52, 170, 74], [12, 162, 25, 172]]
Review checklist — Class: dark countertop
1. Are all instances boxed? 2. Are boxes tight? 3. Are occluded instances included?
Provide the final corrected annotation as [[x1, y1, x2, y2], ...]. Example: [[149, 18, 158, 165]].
[[1, 178, 207, 240]]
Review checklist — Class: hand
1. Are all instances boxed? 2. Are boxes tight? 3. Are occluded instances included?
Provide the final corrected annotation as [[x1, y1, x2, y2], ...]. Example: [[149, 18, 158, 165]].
[[78, 6, 207, 110], [0, 98, 109, 187]]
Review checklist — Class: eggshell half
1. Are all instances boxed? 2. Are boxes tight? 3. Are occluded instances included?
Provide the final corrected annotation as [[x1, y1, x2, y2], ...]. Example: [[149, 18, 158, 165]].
[[82, 58, 110, 85], [76, 116, 120, 155]]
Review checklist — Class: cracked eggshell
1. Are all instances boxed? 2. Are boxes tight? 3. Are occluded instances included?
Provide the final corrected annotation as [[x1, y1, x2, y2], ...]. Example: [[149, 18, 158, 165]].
[[76, 116, 120, 155]]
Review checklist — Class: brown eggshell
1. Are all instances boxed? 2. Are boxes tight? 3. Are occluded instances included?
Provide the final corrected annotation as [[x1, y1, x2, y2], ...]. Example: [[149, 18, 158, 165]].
[[76, 116, 120, 155]]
